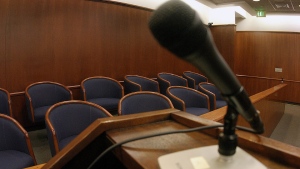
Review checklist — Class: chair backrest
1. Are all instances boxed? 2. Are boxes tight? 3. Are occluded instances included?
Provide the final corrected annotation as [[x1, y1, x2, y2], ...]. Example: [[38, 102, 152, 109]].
[[45, 100, 112, 156], [0, 88, 12, 116], [25, 81, 73, 122], [166, 86, 209, 111], [198, 82, 224, 110], [183, 71, 208, 89], [118, 91, 174, 115], [0, 114, 36, 167], [81, 76, 124, 100], [124, 75, 159, 94], [157, 72, 187, 95]]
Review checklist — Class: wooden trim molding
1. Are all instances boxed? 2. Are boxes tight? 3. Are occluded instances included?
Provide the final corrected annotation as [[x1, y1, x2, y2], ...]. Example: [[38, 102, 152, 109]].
[[201, 84, 287, 137]]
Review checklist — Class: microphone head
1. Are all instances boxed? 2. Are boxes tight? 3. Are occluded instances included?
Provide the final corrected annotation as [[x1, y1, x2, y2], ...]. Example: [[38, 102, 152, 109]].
[[149, 0, 207, 58]]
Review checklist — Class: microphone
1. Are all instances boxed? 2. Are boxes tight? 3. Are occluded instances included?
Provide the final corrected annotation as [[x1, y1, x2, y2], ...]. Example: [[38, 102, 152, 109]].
[[148, 0, 264, 134], [149, 1, 267, 168]]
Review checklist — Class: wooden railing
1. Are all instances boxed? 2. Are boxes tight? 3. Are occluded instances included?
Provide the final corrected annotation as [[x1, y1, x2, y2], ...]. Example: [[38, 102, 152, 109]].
[[200, 83, 287, 137], [236, 74, 300, 104]]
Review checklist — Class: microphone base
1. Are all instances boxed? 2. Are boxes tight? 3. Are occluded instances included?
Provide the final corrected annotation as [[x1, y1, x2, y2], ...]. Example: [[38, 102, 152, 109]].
[[158, 145, 267, 169]]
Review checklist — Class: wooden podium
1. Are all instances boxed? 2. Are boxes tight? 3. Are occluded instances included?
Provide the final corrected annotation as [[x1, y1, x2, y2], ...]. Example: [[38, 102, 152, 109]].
[[42, 107, 300, 168]]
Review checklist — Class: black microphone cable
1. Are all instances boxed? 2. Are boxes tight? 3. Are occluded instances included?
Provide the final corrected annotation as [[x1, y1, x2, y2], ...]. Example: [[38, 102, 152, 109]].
[[87, 124, 259, 169]]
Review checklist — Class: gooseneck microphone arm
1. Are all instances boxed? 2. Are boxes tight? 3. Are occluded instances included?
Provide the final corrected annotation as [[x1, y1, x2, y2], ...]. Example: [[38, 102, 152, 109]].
[[149, 0, 264, 157]]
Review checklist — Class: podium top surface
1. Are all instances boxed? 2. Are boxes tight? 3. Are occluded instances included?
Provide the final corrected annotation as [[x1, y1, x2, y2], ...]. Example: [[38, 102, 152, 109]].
[[107, 120, 218, 169], [106, 111, 296, 169]]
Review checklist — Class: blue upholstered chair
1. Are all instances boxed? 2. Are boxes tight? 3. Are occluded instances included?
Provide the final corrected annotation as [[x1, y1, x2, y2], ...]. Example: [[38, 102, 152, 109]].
[[183, 71, 208, 89], [124, 75, 159, 94], [25, 81, 73, 123], [166, 86, 210, 116], [45, 100, 113, 156], [198, 82, 227, 110], [0, 114, 37, 169], [157, 72, 187, 95], [81, 76, 124, 114], [118, 91, 174, 115], [0, 88, 12, 116]]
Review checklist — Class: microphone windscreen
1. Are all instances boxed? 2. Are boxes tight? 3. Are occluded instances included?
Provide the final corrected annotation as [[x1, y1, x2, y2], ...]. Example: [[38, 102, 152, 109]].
[[149, 0, 207, 57]]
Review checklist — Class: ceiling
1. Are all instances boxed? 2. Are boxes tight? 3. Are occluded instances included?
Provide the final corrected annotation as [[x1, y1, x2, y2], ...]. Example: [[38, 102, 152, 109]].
[[208, 0, 300, 14]]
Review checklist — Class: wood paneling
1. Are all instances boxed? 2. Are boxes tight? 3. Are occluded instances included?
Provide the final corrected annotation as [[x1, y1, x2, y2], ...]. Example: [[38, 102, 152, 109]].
[[5, 0, 55, 91], [210, 25, 236, 70], [252, 99, 285, 137], [237, 75, 283, 96], [237, 74, 300, 104], [2, 0, 299, 126], [234, 31, 300, 104], [281, 80, 300, 103], [10, 94, 27, 126], [235, 32, 300, 80], [0, 0, 8, 88], [1, 0, 199, 93], [0, 0, 200, 126], [201, 84, 287, 137]]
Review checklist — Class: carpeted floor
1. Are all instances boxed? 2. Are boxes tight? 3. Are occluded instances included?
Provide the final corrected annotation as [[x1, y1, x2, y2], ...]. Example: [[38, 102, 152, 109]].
[[270, 103, 300, 148], [28, 129, 51, 164]]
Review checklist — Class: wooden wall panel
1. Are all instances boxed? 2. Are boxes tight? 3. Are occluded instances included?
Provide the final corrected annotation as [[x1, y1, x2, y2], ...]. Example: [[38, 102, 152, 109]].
[[0, 0, 200, 126], [237, 75, 300, 103], [235, 32, 300, 104], [2, 0, 299, 126], [237, 76, 282, 96], [210, 25, 236, 70], [236, 84, 286, 137], [51, 0, 102, 85], [235, 32, 300, 81], [6, 0, 300, 125], [238, 99, 285, 137], [277, 80, 300, 103], [2, 0, 199, 93], [0, 0, 8, 88], [5, 0, 55, 91]]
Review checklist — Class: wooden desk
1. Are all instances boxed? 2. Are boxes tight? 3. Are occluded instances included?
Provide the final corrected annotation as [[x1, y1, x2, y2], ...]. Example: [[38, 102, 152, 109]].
[[41, 84, 300, 168], [106, 111, 298, 169], [106, 119, 218, 169], [41, 108, 300, 168], [24, 164, 45, 169]]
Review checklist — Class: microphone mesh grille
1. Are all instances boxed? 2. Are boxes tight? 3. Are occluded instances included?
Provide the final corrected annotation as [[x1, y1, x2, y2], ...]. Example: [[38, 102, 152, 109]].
[[149, 0, 195, 48]]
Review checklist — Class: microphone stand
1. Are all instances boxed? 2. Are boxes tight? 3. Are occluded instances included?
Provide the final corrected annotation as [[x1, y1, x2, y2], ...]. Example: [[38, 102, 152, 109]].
[[218, 105, 238, 162]]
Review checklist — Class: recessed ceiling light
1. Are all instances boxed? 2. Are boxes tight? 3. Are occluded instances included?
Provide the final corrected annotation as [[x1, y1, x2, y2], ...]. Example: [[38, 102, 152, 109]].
[[253, 0, 260, 1]]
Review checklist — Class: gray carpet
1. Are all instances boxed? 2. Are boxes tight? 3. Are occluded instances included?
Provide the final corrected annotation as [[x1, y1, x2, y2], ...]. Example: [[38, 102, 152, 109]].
[[270, 104, 300, 148], [28, 129, 52, 164]]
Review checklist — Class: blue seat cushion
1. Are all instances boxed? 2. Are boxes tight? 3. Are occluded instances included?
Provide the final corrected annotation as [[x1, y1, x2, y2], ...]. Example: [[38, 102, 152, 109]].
[[34, 106, 51, 122], [58, 135, 78, 150], [0, 150, 34, 169], [216, 101, 227, 109], [88, 98, 120, 110], [185, 107, 209, 116]]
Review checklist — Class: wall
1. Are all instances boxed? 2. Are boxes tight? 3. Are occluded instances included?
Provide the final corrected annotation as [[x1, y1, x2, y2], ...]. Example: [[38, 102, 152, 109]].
[[107, 0, 213, 24], [1, 0, 299, 126], [210, 25, 236, 70], [237, 13, 300, 33], [234, 31, 300, 103], [0, 0, 199, 126], [107, 0, 300, 32]]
